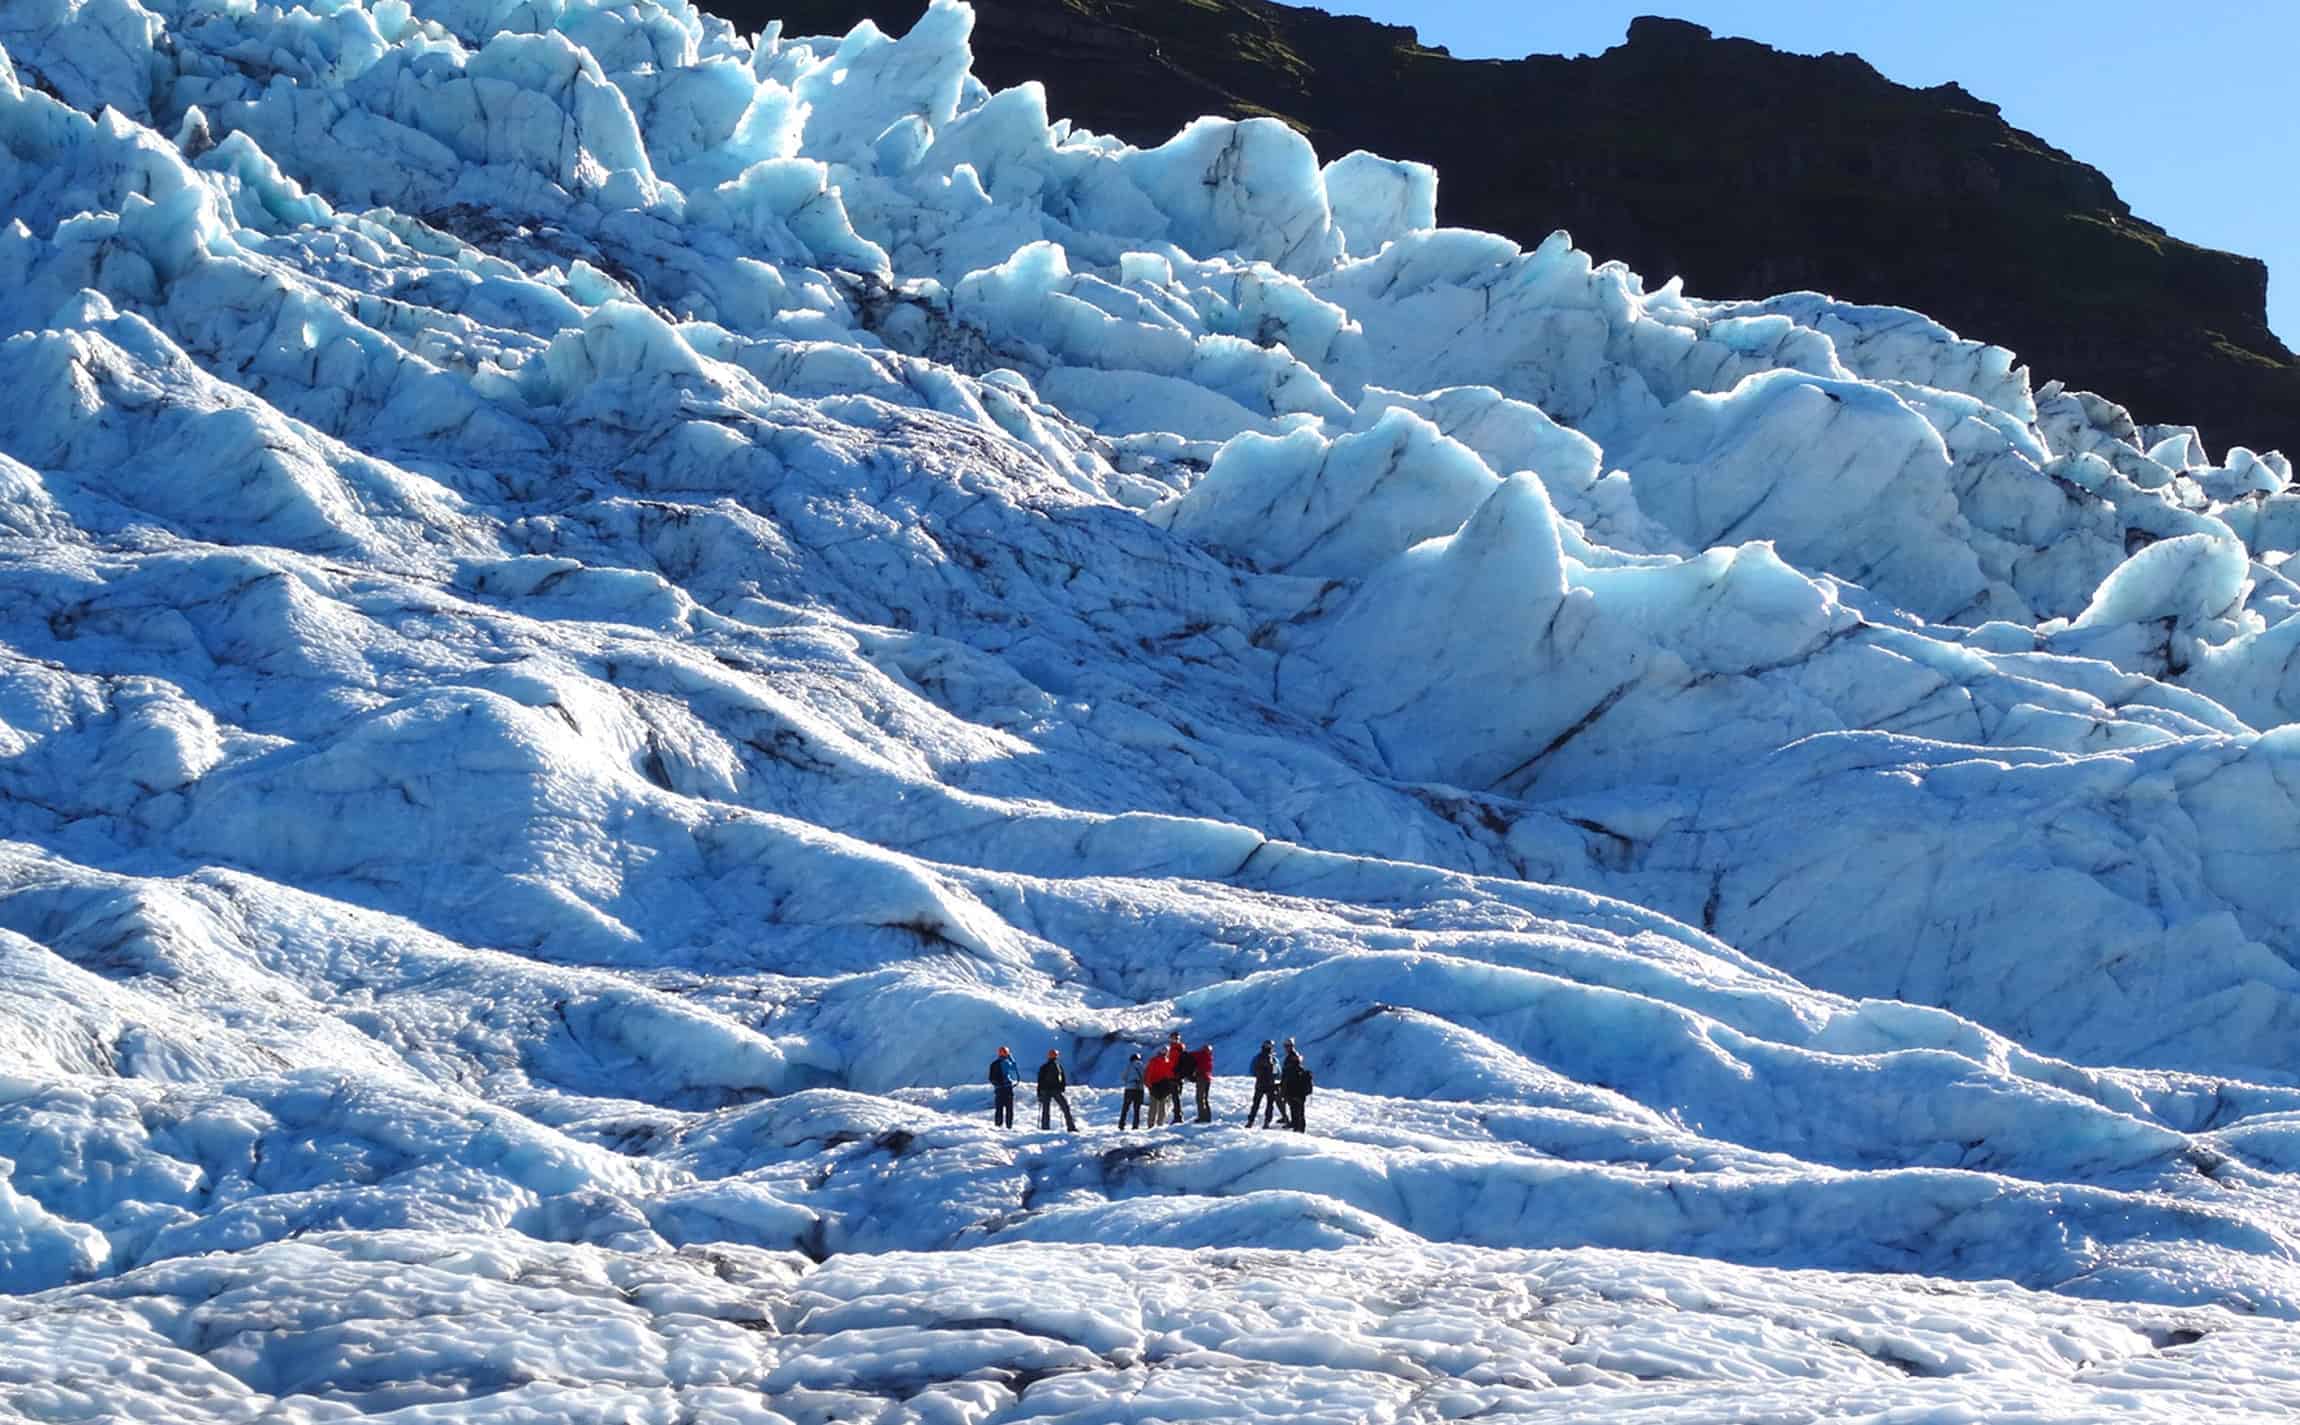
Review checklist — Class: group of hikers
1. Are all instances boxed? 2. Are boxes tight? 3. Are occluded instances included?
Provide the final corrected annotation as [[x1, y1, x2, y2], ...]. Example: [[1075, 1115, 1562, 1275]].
[[988, 1032, 1316, 1133]]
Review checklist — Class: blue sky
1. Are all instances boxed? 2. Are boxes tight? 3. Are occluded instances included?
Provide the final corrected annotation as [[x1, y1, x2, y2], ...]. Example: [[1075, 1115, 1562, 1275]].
[[1339, 2, 2299, 348]]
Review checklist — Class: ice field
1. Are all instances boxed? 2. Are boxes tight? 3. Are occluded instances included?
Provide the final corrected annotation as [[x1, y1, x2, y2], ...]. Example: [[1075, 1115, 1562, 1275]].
[[6, 0, 2300, 1417]]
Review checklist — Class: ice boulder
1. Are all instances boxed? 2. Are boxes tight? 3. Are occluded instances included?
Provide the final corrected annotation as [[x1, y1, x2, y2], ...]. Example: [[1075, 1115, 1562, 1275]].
[[0, 0, 161, 124], [1615, 369, 1993, 621], [0, 1165, 107, 1291], [1117, 116, 1343, 277], [1275, 473, 1588, 786], [1321, 148, 1437, 258], [1149, 408, 1499, 578], [2071, 532, 2250, 634], [787, 0, 975, 168], [2051, 531, 2252, 679], [1353, 384, 1682, 559]]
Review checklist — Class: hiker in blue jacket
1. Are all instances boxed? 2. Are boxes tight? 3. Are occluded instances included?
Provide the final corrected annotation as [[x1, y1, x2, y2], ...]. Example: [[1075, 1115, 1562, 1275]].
[[1119, 1052, 1146, 1128], [987, 1045, 1020, 1128]]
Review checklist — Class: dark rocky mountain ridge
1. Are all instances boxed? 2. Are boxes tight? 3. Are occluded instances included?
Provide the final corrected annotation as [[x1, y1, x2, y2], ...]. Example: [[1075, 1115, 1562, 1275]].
[[729, 0, 2300, 458]]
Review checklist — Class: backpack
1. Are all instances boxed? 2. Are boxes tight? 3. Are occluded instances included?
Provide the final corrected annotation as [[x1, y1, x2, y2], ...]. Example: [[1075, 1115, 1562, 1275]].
[[1297, 1065, 1313, 1095], [988, 1057, 1008, 1088]]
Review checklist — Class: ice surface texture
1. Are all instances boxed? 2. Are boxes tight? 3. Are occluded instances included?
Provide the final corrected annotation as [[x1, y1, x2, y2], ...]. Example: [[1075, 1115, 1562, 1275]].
[[6, 0, 2300, 1417]]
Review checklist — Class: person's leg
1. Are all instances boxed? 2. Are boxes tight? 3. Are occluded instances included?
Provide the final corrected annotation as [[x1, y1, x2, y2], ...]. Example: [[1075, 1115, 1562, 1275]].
[[1061, 1092, 1077, 1131], [1245, 1086, 1263, 1125], [1288, 1096, 1305, 1132], [1196, 1079, 1211, 1122], [1040, 1095, 1052, 1130]]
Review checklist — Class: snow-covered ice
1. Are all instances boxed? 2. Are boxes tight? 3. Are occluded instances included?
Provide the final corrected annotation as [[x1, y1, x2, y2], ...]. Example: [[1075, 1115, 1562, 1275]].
[[6, 0, 2300, 1416]]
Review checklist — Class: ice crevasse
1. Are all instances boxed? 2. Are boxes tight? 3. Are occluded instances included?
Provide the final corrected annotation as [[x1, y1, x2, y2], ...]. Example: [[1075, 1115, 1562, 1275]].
[[7, 0, 2300, 1419]]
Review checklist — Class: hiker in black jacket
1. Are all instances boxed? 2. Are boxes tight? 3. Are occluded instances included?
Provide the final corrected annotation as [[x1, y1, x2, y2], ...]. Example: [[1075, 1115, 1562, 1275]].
[[1037, 1048, 1077, 1132], [1246, 1039, 1280, 1128], [1280, 1038, 1312, 1133]]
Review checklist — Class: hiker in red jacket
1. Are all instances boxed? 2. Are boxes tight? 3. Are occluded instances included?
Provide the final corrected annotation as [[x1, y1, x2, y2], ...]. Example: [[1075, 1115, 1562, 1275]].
[[1144, 1045, 1176, 1127], [1159, 1032, 1195, 1128], [1191, 1043, 1215, 1122]]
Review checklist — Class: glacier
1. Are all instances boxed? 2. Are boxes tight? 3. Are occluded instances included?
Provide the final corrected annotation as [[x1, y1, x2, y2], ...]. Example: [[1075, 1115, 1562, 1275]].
[[5, 0, 2300, 1417]]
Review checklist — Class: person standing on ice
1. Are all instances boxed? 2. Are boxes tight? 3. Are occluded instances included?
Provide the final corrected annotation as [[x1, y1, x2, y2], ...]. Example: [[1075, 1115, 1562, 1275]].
[[988, 1045, 1020, 1129], [1192, 1042, 1216, 1123], [1280, 1038, 1313, 1133], [1163, 1030, 1196, 1127], [1144, 1044, 1176, 1126], [1119, 1052, 1147, 1129], [1246, 1040, 1280, 1128], [1037, 1048, 1078, 1132]]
